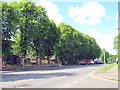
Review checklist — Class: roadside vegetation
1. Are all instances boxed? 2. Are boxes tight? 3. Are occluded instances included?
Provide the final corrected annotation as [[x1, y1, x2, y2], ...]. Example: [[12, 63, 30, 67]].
[[97, 63, 117, 72], [114, 35, 120, 70], [1, 1, 117, 66], [100, 49, 116, 63]]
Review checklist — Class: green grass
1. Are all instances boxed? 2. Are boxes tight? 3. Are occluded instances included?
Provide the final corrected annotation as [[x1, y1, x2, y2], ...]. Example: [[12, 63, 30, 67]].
[[97, 63, 117, 72], [109, 78, 120, 82]]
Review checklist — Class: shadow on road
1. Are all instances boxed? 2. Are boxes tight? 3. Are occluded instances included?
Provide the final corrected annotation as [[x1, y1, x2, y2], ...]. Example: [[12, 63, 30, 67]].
[[2, 64, 101, 73], [2, 72, 75, 82]]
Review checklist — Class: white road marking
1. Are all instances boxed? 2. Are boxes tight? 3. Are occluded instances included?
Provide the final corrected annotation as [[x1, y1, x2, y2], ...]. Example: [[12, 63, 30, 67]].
[[65, 84, 72, 87], [73, 81, 78, 84], [65, 76, 88, 87]]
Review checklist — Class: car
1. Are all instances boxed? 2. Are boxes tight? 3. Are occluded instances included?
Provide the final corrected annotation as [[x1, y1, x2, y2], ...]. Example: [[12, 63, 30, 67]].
[[78, 61, 87, 65], [86, 60, 94, 65], [94, 58, 103, 64], [90, 60, 94, 65]]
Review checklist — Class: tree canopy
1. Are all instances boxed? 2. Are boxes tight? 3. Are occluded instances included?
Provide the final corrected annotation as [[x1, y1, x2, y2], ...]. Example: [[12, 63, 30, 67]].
[[55, 23, 101, 64], [114, 35, 120, 59], [2, 1, 102, 65]]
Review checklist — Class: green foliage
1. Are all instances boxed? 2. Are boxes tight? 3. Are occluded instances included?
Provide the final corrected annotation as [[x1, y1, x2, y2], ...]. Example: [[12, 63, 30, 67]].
[[2, 1, 18, 56], [100, 48, 110, 63], [107, 54, 116, 63], [114, 35, 120, 58], [2, 1, 101, 65], [118, 61, 120, 71], [17, 2, 38, 57], [43, 20, 60, 57], [97, 63, 116, 71], [55, 23, 101, 65], [84, 35, 101, 59], [114, 35, 120, 70]]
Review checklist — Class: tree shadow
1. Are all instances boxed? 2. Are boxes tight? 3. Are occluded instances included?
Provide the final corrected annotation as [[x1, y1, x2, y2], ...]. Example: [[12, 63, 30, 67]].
[[2, 65, 87, 72], [2, 72, 75, 82]]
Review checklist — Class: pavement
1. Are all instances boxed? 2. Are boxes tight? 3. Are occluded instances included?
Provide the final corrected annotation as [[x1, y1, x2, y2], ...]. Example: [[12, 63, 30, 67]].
[[93, 64, 119, 81]]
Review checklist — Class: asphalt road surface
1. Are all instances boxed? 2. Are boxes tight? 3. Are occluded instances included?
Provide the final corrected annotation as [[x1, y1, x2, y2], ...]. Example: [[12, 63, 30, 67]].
[[1, 64, 118, 88]]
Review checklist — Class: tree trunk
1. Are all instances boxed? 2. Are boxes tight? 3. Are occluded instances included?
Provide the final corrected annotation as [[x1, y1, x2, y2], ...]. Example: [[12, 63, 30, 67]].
[[47, 56, 51, 64]]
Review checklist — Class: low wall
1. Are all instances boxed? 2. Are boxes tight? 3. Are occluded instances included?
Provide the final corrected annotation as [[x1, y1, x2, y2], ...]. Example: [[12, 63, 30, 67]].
[[2, 63, 59, 71]]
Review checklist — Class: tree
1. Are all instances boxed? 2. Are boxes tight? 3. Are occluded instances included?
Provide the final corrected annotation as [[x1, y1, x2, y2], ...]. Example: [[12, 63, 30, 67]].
[[43, 20, 60, 64], [107, 54, 116, 63], [114, 35, 120, 57], [11, 2, 42, 57], [55, 23, 101, 65], [84, 35, 101, 59], [30, 5, 49, 59], [55, 23, 77, 64], [2, 2, 19, 65], [100, 48, 110, 63], [17, 2, 38, 57], [2, 1, 101, 65], [2, 2, 18, 56], [114, 35, 120, 70]]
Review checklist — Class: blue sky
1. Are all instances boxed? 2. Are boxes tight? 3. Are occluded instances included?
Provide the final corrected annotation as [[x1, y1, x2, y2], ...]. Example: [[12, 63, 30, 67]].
[[4, 0, 118, 55], [35, 0, 118, 55]]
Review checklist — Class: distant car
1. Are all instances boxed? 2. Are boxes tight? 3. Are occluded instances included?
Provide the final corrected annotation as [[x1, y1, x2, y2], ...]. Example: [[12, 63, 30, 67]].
[[94, 58, 103, 64], [86, 60, 94, 65], [78, 61, 87, 65], [116, 58, 118, 64], [90, 60, 94, 65]]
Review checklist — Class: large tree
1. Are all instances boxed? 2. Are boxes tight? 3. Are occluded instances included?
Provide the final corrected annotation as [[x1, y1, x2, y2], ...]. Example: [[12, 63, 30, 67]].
[[55, 23, 77, 64], [43, 20, 60, 64], [100, 48, 110, 63], [114, 35, 120, 57], [2, 2, 19, 65], [2, 1, 101, 65], [2, 2, 18, 56], [55, 23, 101, 65], [85, 35, 101, 59], [114, 35, 120, 69]]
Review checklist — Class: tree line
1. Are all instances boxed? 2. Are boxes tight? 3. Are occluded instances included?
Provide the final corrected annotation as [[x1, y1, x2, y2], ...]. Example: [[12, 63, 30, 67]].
[[2, 1, 102, 65], [114, 35, 120, 69]]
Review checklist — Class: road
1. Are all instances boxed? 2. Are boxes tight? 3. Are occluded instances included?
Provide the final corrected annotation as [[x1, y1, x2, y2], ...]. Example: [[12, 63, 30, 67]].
[[1, 64, 118, 88]]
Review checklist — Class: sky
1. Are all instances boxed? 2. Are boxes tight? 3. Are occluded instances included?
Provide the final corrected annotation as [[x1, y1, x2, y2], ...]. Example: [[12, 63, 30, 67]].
[[4, 0, 119, 55], [35, 0, 118, 55]]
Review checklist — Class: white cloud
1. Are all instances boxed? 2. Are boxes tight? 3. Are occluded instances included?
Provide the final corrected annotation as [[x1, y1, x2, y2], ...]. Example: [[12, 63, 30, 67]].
[[87, 30, 100, 39], [115, 13, 118, 20], [87, 30, 117, 55], [36, 0, 63, 24], [106, 16, 112, 20], [68, 2, 105, 25]]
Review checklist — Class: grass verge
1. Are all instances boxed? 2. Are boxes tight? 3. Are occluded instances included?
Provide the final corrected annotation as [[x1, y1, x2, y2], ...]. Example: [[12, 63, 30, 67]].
[[97, 63, 117, 72]]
